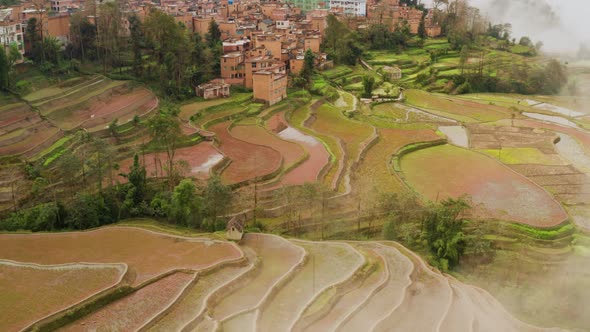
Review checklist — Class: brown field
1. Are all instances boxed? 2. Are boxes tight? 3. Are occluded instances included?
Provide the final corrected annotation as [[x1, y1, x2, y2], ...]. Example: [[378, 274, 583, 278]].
[[46, 87, 158, 131], [61, 272, 194, 331], [117, 142, 224, 181], [401, 145, 567, 227], [209, 121, 282, 184], [352, 128, 441, 194], [231, 124, 305, 169], [0, 122, 60, 157], [266, 112, 330, 186], [0, 262, 124, 332], [0, 227, 241, 285]]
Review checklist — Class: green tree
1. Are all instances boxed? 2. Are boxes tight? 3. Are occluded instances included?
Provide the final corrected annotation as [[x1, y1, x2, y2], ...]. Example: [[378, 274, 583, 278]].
[[204, 176, 232, 220], [169, 179, 201, 227], [0, 48, 8, 91], [362, 75, 375, 98], [459, 45, 469, 75], [300, 48, 315, 84], [206, 19, 221, 48], [66, 193, 110, 229], [422, 197, 470, 271], [147, 109, 183, 188], [418, 13, 427, 39]]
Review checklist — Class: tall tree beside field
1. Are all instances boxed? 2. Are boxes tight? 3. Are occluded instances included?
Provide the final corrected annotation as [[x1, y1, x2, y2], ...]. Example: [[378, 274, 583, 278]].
[[323, 15, 362, 65], [418, 13, 427, 39], [204, 176, 232, 221], [169, 179, 202, 227], [362, 75, 375, 98], [206, 19, 221, 48], [0, 49, 8, 90], [96, 2, 123, 72], [128, 14, 144, 77], [147, 108, 183, 189], [422, 197, 470, 271], [67, 14, 97, 61], [300, 48, 315, 85]]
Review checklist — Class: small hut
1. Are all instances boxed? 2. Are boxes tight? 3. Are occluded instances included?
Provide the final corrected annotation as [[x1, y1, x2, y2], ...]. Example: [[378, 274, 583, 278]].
[[225, 214, 246, 241], [382, 65, 402, 80]]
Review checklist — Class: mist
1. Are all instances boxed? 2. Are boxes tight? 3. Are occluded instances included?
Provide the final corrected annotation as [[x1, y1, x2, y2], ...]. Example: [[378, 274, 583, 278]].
[[426, 0, 590, 54]]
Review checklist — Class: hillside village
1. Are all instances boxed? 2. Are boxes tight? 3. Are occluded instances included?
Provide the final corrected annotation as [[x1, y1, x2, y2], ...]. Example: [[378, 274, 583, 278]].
[[1, 0, 444, 104]]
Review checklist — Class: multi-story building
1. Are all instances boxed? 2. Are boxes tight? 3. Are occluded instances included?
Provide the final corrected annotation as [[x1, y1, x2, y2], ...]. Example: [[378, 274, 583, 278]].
[[290, 0, 324, 13], [253, 70, 287, 106], [328, 0, 367, 17], [0, 9, 24, 58]]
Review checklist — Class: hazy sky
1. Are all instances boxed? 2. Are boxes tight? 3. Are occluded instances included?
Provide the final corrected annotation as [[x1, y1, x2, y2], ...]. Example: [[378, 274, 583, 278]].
[[426, 0, 590, 53]]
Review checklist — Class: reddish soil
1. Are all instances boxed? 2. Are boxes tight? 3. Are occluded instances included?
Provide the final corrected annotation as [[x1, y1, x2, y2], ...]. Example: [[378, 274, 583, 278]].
[[117, 142, 223, 181], [231, 125, 305, 167], [266, 112, 330, 186], [49, 88, 157, 130], [61, 272, 194, 331], [0, 227, 242, 286], [0, 122, 59, 156], [402, 145, 568, 227], [209, 121, 282, 184], [509, 119, 590, 154], [0, 264, 123, 332]]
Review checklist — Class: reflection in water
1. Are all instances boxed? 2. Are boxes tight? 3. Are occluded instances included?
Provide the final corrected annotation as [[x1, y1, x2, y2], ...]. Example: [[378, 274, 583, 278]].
[[523, 112, 579, 128], [439, 126, 469, 148]]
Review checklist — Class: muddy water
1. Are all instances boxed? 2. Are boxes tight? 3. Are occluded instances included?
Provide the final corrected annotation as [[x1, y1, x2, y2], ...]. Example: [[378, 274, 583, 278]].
[[523, 112, 580, 128], [439, 126, 469, 148], [191, 153, 224, 174], [555, 133, 590, 173], [278, 127, 320, 146]]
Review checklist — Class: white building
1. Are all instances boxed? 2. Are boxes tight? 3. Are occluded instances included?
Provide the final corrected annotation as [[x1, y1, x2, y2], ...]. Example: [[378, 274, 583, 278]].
[[0, 9, 24, 58], [329, 0, 367, 17]]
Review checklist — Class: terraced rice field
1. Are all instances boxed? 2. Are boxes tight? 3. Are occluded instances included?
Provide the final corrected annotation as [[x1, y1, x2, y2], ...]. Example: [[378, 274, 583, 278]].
[[308, 103, 373, 190], [0, 226, 562, 331], [266, 111, 330, 186], [0, 227, 241, 286], [213, 234, 305, 324], [61, 272, 195, 331], [405, 89, 512, 122], [231, 124, 305, 170], [210, 121, 282, 184], [117, 142, 224, 180], [353, 128, 441, 194], [27, 77, 158, 132], [400, 144, 567, 226], [0, 262, 124, 332]]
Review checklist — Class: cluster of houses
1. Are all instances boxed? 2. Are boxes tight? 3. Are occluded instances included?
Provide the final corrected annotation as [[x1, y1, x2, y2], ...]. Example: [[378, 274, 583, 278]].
[[1, 0, 442, 105]]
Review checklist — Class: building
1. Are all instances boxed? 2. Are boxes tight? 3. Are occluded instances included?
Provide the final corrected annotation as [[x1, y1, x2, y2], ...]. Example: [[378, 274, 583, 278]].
[[225, 214, 245, 241], [329, 0, 367, 17], [290, 0, 324, 13], [0, 9, 24, 58], [253, 70, 287, 106], [196, 81, 231, 99], [382, 65, 402, 80]]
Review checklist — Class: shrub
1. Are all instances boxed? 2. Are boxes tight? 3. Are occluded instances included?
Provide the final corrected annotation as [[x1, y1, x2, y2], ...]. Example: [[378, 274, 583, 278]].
[[15, 80, 32, 95]]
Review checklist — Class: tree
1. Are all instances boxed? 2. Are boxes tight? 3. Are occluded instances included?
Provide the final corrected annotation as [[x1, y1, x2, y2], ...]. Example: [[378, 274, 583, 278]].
[[128, 14, 144, 76], [459, 45, 469, 74], [169, 179, 201, 227], [362, 75, 375, 98], [68, 14, 97, 61], [300, 48, 315, 84], [204, 176, 232, 221], [206, 19, 221, 48], [519, 36, 532, 47], [66, 193, 110, 229], [422, 197, 470, 271], [147, 108, 183, 188], [0, 48, 8, 91], [418, 13, 427, 39]]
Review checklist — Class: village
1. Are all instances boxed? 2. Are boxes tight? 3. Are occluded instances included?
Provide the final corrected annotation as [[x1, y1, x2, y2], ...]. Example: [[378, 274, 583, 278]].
[[1, 0, 441, 104]]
